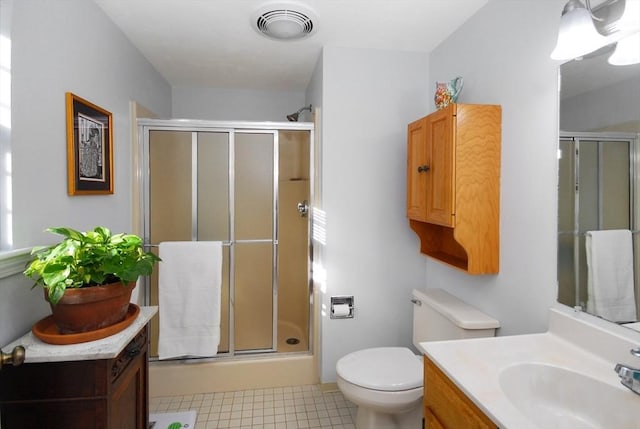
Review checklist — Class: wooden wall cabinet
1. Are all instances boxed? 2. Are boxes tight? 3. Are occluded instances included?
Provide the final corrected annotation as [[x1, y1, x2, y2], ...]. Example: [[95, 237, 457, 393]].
[[424, 356, 498, 429], [0, 325, 149, 429], [407, 103, 501, 274]]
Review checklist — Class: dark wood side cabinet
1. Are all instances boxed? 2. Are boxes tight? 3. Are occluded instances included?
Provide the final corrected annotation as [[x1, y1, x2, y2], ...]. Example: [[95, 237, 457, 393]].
[[0, 325, 149, 429]]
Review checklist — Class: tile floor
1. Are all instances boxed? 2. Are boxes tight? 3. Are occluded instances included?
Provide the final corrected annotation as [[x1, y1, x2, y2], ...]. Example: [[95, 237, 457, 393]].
[[150, 384, 358, 429]]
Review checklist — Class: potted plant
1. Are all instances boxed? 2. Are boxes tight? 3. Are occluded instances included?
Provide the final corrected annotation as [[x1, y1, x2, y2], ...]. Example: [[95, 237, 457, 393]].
[[24, 226, 161, 334]]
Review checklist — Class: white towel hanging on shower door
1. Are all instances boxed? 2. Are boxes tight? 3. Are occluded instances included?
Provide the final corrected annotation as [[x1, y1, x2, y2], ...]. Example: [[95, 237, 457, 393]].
[[158, 241, 222, 360], [585, 229, 637, 322]]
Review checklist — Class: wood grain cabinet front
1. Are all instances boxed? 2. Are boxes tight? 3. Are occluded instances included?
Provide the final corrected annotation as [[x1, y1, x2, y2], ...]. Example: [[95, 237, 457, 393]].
[[423, 356, 498, 429], [0, 325, 149, 429], [407, 103, 501, 274]]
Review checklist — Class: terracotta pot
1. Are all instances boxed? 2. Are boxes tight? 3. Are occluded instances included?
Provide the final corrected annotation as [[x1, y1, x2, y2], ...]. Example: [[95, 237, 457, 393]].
[[45, 281, 135, 334]]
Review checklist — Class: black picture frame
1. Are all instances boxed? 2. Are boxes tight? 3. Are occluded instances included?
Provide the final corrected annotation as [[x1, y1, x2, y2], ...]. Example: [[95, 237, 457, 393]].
[[66, 92, 113, 195]]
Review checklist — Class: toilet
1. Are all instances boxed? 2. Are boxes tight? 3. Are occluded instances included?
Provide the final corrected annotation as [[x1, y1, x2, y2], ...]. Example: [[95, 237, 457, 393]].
[[336, 288, 499, 429]]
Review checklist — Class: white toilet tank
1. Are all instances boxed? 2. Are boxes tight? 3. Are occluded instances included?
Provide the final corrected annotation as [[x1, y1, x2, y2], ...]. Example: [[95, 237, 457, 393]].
[[412, 289, 499, 347]]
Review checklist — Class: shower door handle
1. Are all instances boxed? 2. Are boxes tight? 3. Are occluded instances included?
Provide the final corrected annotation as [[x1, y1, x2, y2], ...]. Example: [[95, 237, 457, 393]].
[[297, 200, 309, 217]]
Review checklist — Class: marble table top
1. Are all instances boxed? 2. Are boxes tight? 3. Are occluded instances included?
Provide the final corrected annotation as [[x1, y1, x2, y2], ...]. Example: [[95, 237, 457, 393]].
[[2, 306, 157, 363]]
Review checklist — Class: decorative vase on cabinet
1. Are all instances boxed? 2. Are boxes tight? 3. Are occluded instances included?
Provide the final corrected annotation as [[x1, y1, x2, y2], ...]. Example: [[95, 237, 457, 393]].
[[406, 103, 501, 274], [434, 77, 463, 110]]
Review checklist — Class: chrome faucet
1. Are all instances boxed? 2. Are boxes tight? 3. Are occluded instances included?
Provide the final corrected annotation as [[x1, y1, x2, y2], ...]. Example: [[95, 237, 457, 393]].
[[615, 348, 640, 395]]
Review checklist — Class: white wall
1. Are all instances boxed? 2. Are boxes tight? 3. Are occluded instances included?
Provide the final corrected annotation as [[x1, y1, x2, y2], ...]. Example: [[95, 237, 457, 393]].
[[306, 53, 323, 198], [561, 76, 640, 131], [0, 272, 49, 346], [424, 0, 564, 335], [2, 0, 171, 344], [11, 0, 171, 250], [305, 53, 323, 114], [316, 47, 429, 382], [172, 87, 306, 121]]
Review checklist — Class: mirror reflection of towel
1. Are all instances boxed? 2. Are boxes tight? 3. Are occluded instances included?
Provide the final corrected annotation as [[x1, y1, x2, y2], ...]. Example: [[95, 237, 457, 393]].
[[585, 230, 637, 322], [158, 241, 222, 359]]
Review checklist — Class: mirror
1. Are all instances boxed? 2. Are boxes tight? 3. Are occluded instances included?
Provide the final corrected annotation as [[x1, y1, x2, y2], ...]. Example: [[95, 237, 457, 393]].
[[557, 42, 640, 327]]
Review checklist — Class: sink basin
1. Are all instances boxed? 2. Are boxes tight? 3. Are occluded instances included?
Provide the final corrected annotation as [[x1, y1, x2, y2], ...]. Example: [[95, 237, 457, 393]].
[[499, 362, 640, 429]]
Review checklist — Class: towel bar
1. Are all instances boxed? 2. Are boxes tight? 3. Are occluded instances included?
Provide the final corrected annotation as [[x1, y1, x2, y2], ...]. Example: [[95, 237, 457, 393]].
[[144, 241, 238, 248]]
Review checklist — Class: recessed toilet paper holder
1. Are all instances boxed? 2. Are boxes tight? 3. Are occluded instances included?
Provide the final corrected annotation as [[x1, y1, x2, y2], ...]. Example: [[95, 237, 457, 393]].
[[330, 295, 354, 319]]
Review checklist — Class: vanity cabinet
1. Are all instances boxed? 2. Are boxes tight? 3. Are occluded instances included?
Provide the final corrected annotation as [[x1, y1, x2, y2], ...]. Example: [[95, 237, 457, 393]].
[[407, 103, 501, 274], [0, 325, 149, 429], [424, 356, 498, 429]]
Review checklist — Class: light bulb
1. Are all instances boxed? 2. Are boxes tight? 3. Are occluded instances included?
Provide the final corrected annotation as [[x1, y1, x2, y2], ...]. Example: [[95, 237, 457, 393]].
[[608, 32, 640, 65]]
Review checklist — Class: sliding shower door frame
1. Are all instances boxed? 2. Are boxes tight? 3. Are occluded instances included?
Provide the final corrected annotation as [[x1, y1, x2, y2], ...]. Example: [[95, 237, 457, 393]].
[[559, 130, 638, 310], [137, 119, 315, 359]]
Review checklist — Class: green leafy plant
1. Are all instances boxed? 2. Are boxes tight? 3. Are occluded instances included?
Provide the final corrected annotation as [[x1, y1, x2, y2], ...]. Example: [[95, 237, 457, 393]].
[[24, 226, 161, 305]]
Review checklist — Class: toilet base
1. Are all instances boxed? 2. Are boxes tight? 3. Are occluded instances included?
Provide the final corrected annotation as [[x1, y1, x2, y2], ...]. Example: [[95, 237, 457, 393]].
[[355, 406, 422, 429], [337, 376, 423, 429]]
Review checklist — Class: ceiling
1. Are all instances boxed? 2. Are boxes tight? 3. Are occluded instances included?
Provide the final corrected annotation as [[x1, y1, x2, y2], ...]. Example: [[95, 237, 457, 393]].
[[93, 0, 488, 92]]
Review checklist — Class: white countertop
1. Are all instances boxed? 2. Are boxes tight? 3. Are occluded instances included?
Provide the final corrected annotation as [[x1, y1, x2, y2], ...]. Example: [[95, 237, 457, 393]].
[[2, 306, 157, 363], [419, 305, 640, 429]]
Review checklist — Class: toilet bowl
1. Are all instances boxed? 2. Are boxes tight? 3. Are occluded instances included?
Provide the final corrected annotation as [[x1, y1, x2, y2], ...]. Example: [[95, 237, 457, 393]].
[[336, 347, 423, 429], [336, 289, 500, 429]]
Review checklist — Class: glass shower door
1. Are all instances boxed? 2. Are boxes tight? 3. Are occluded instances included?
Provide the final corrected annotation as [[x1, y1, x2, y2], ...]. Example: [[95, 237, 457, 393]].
[[557, 136, 633, 310], [147, 129, 232, 355], [142, 122, 312, 359], [196, 131, 231, 353], [146, 129, 278, 355], [234, 132, 276, 352]]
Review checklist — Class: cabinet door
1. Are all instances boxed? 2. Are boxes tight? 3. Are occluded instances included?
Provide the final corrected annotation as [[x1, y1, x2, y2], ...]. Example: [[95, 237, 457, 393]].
[[424, 357, 497, 429], [109, 328, 149, 429], [109, 355, 146, 429], [407, 117, 429, 221], [0, 400, 107, 429], [425, 107, 455, 226], [425, 407, 446, 429]]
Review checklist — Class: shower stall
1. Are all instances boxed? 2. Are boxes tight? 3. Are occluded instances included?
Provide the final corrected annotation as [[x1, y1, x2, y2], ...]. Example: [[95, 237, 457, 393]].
[[557, 131, 639, 310], [138, 119, 314, 360]]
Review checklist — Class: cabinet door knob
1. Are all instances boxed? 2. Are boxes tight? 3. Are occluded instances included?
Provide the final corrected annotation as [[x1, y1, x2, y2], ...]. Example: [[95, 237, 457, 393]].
[[0, 346, 25, 369], [417, 165, 430, 173]]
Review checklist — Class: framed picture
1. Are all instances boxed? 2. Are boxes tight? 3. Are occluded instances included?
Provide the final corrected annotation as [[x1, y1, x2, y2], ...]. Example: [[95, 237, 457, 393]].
[[65, 92, 113, 195]]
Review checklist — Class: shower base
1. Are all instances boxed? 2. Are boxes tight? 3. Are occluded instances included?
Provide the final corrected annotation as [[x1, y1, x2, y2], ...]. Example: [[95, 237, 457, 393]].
[[149, 353, 317, 396], [278, 320, 308, 353]]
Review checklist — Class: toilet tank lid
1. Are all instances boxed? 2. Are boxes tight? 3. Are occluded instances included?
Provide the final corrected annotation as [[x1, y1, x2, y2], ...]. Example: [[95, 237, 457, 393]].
[[412, 288, 500, 330]]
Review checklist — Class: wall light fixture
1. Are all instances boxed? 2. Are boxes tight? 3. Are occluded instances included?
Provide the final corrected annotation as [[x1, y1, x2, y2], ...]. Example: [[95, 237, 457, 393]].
[[551, 0, 640, 65]]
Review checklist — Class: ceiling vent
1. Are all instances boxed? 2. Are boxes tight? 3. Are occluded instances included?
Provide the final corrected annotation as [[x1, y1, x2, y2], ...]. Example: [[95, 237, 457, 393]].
[[253, 2, 316, 40]]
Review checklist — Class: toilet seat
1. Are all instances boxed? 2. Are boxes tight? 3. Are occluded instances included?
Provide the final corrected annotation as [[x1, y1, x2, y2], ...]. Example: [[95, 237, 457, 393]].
[[336, 347, 422, 391]]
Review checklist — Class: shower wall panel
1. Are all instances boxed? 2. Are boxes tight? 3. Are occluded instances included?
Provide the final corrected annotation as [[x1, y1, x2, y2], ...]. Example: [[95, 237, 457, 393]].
[[278, 131, 310, 349]]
